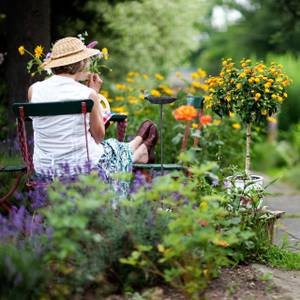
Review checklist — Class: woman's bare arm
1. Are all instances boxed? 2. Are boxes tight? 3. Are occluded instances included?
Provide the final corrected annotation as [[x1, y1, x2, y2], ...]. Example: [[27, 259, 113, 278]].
[[89, 90, 105, 143], [28, 85, 33, 102]]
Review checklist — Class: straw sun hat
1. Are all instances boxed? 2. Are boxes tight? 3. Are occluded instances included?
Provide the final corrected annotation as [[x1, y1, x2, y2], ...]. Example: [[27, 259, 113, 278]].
[[41, 37, 100, 69]]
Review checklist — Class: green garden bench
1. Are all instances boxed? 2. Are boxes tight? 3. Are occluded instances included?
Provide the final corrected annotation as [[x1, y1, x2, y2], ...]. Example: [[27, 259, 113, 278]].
[[0, 99, 127, 211]]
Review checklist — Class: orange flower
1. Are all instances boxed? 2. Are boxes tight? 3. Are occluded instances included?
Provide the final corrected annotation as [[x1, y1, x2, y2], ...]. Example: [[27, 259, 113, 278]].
[[173, 105, 197, 121], [198, 220, 209, 227], [200, 115, 212, 125]]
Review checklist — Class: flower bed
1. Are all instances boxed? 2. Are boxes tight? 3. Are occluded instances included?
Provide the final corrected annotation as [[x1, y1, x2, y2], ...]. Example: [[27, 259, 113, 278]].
[[0, 159, 279, 299]]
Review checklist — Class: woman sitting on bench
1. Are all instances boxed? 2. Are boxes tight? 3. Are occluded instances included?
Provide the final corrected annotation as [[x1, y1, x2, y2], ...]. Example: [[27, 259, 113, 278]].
[[28, 37, 158, 194]]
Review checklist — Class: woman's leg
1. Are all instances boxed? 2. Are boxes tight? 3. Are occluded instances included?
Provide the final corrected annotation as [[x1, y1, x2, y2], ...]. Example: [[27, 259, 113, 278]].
[[132, 144, 148, 163], [127, 136, 148, 163], [129, 136, 143, 152]]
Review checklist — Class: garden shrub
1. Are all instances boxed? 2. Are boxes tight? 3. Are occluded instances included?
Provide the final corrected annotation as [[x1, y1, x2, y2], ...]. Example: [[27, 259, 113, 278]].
[[0, 155, 281, 299]]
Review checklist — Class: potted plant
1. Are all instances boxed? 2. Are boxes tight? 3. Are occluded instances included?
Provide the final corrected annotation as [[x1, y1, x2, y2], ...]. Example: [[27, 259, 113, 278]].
[[206, 58, 291, 192]]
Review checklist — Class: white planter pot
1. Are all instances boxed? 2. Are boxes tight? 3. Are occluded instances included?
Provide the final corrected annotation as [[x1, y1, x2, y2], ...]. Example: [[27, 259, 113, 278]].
[[226, 174, 264, 191], [225, 174, 264, 208]]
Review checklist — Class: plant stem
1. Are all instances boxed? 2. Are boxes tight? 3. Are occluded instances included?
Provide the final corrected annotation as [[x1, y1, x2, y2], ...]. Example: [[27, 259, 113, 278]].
[[193, 109, 203, 147], [181, 120, 191, 152], [245, 123, 252, 176]]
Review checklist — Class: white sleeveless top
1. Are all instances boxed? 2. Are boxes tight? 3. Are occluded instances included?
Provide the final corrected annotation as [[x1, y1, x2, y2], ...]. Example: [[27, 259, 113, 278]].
[[31, 75, 104, 176]]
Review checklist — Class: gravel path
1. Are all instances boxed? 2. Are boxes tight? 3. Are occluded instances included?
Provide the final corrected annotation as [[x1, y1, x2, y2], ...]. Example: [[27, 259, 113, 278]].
[[262, 175, 300, 247], [252, 175, 300, 300]]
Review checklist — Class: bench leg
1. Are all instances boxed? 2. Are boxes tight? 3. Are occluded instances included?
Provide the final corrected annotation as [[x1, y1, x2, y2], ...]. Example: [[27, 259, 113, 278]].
[[0, 172, 25, 212], [117, 120, 127, 142]]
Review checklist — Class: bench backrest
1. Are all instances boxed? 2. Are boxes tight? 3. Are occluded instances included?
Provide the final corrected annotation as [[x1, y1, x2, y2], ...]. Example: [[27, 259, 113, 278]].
[[12, 99, 94, 118], [13, 99, 94, 176]]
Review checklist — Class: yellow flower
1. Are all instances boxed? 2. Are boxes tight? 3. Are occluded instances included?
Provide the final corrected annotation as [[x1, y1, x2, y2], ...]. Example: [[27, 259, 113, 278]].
[[100, 90, 109, 98], [155, 73, 164, 80], [200, 84, 209, 91], [192, 81, 202, 88], [101, 48, 109, 60], [248, 77, 254, 84], [163, 87, 173, 96], [261, 109, 267, 115], [150, 89, 161, 97], [115, 96, 124, 101], [34, 45, 43, 59], [271, 94, 277, 99], [127, 71, 137, 77], [277, 96, 283, 102], [116, 83, 126, 90], [126, 78, 135, 83], [239, 72, 246, 78], [204, 95, 212, 103], [265, 88, 270, 93], [192, 123, 198, 129], [255, 78, 260, 83], [191, 72, 199, 79], [229, 111, 235, 118], [213, 119, 221, 125], [267, 116, 277, 123], [284, 92, 288, 98], [113, 106, 126, 113], [139, 94, 145, 100], [143, 74, 149, 79], [197, 68, 207, 78], [255, 93, 261, 100], [18, 45, 25, 55], [236, 83, 242, 89], [232, 123, 241, 129], [129, 99, 138, 104]]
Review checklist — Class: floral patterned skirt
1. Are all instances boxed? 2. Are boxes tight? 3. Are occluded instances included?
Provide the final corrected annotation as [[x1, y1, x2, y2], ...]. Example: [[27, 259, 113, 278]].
[[98, 138, 133, 196]]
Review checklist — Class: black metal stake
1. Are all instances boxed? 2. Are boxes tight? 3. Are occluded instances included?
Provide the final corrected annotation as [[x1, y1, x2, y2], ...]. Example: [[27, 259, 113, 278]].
[[160, 103, 164, 176], [144, 95, 177, 176]]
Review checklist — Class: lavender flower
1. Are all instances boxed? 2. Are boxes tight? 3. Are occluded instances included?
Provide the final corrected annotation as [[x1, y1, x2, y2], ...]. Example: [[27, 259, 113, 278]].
[[130, 171, 148, 193], [86, 41, 98, 48], [212, 177, 219, 186], [224, 180, 231, 188]]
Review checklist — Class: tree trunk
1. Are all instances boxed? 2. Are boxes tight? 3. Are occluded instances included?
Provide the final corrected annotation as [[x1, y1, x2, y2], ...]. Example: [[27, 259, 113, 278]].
[[4, 0, 50, 129], [267, 114, 278, 143], [245, 123, 252, 176]]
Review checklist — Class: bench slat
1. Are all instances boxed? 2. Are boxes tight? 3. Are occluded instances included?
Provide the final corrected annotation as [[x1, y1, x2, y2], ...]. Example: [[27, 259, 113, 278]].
[[133, 163, 186, 171], [13, 100, 94, 117], [0, 166, 27, 173]]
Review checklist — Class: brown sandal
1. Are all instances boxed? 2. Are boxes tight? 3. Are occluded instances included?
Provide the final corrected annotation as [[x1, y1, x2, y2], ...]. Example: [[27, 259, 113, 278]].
[[136, 120, 154, 140], [143, 124, 158, 163]]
